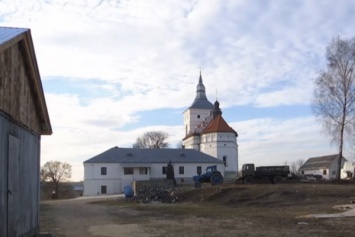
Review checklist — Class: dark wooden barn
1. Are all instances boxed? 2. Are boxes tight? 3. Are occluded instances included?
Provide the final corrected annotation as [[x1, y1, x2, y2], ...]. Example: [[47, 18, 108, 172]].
[[0, 27, 52, 237]]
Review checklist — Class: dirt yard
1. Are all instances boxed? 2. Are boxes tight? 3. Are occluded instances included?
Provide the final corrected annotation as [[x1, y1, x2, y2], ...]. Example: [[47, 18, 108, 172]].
[[40, 183, 355, 237]]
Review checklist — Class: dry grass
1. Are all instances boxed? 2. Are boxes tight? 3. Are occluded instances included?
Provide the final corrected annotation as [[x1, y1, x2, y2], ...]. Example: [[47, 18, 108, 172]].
[[95, 183, 355, 237], [41, 182, 355, 237]]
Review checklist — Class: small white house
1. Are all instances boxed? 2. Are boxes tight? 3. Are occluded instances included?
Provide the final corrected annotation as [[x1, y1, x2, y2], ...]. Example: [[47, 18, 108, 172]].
[[83, 147, 224, 195], [341, 160, 355, 179], [300, 154, 347, 180]]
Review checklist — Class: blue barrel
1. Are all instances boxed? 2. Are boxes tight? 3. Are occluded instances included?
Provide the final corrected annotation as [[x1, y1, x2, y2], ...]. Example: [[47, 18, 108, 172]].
[[124, 185, 134, 198]]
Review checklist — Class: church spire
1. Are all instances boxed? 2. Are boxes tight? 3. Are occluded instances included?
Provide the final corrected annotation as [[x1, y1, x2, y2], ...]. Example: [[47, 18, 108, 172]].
[[188, 72, 214, 109], [196, 71, 207, 100]]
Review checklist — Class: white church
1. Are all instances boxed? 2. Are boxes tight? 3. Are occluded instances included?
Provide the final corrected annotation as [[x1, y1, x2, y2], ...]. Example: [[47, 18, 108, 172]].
[[83, 73, 238, 195], [182, 72, 238, 179]]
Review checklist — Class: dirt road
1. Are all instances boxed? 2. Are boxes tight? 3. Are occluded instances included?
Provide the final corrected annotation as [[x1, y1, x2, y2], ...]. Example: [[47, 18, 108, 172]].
[[40, 184, 355, 237], [40, 195, 153, 237]]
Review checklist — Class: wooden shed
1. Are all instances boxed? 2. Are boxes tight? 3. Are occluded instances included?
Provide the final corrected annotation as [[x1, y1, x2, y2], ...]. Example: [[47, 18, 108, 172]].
[[0, 27, 52, 237]]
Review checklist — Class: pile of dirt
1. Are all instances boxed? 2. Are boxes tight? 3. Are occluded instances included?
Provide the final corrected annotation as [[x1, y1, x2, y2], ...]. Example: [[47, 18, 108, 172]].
[[177, 183, 355, 207]]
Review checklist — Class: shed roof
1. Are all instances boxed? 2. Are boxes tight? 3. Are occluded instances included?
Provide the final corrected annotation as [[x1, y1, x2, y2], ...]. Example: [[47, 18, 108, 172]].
[[84, 147, 223, 164], [0, 27, 27, 45], [0, 27, 52, 135], [300, 154, 347, 170]]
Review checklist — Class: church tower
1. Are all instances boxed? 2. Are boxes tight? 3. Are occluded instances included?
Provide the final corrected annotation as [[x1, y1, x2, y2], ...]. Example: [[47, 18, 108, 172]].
[[183, 72, 239, 179], [183, 72, 214, 135]]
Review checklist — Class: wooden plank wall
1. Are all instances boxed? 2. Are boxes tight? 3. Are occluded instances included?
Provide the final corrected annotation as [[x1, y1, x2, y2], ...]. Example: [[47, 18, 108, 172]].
[[0, 112, 40, 237], [0, 43, 41, 134]]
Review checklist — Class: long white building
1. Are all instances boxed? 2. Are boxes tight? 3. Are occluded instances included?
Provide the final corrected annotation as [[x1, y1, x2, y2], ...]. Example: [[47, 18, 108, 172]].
[[83, 72, 238, 195], [83, 147, 223, 195]]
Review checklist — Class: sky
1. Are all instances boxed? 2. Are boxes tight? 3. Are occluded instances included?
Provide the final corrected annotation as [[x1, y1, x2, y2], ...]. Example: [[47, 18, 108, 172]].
[[1, 0, 355, 181]]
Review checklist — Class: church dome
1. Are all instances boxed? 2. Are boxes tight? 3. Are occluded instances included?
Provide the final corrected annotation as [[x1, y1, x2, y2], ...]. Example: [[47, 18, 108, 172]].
[[189, 72, 214, 109]]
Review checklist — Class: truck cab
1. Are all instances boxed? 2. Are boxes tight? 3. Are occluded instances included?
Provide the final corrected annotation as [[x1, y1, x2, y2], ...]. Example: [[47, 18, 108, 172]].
[[241, 163, 256, 177]]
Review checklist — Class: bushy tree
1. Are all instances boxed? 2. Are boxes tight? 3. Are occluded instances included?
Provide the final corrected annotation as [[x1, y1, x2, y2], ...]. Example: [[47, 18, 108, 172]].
[[312, 36, 355, 179], [133, 131, 169, 149], [41, 161, 72, 199]]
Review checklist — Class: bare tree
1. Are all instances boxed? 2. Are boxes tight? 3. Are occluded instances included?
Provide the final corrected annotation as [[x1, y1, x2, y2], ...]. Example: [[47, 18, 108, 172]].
[[132, 131, 169, 149], [41, 161, 72, 198], [40, 168, 48, 183], [290, 159, 305, 177], [312, 36, 355, 179]]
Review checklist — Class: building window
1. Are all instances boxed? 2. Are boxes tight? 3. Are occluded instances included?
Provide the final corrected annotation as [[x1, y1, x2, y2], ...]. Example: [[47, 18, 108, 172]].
[[101, 185, 107, 194], [179, 166, 184, 174], [162, 166, 167, 174], [197, 166, 202, 175], [323, 169, 327, 175], [139, 167, 148, 175], [197, 115, 200, 118], [124, 168, 134, 175], [223, 156, 227, 167], [101, 167, 107, 175]]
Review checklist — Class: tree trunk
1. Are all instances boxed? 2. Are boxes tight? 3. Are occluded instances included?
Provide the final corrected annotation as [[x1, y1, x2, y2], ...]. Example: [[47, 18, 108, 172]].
[[337, 111, 346, 180], [55, 181, 59, 199]]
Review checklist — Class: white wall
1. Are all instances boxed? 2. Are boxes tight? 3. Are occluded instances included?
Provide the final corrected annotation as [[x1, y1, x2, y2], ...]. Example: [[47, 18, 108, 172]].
[[183, 136, 200, 150], [183, 108, 211, 135], [84, 179, 121, 196], [341, 161, 355, 179], [302, 169, 329, 179], [84, 163, 123, 195], [150, 162, 224, 183], [84, 163, 121, 179], [200, 132, 238, 174], [84, 162, 225, 195]]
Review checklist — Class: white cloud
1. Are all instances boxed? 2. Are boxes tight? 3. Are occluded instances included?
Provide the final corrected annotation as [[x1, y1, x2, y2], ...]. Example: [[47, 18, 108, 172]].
[[3, 0, 355, 180], [232, 116, 346, 168]]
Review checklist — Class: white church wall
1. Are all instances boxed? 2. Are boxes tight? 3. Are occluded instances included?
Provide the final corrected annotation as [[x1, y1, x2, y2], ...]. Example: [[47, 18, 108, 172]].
[[183, 108, 212, 135], [200, 132, 238, 178], [183, 136, 200, 150]]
